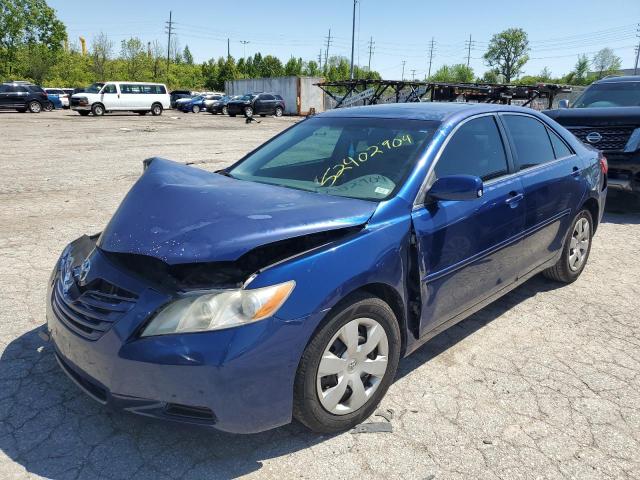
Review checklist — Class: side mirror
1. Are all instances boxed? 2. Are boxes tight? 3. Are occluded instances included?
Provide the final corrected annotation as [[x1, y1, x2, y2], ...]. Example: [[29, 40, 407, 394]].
[[558, 99, 570, 109], [429, 175, 483, 202]]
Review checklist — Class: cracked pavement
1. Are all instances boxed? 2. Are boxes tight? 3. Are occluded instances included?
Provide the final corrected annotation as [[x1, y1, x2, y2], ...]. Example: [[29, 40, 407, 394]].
[[1, 110, 639, 479]]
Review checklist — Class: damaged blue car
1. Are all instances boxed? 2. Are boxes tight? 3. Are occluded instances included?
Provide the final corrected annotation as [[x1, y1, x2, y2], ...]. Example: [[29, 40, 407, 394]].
[[46, 102, 606, 433]]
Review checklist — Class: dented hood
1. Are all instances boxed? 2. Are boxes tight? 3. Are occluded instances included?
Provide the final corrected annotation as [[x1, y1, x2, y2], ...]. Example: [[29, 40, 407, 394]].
[[97, 158, 376, 265]]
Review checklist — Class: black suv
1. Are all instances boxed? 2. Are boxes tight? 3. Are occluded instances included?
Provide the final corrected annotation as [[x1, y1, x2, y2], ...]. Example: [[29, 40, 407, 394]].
[[544, 75, 640, 199], [0, 81, 49, 113], [226, 92, 285, 117]]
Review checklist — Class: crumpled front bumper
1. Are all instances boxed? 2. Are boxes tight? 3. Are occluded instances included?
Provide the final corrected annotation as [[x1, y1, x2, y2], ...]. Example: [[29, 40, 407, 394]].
[[46, 236, 315, 433]]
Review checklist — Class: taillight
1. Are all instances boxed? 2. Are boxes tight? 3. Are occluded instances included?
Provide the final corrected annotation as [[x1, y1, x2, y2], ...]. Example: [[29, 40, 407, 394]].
[[600, 155, 608, 175]]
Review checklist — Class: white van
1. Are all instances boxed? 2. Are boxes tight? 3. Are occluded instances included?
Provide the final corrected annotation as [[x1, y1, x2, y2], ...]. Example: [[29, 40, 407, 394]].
[[71, 82, 170, 116]]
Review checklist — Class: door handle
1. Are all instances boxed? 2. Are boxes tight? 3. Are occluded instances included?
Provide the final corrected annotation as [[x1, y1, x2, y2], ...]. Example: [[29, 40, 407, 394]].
[[571, 166, 580, 177], [505, 192, 524, 205]]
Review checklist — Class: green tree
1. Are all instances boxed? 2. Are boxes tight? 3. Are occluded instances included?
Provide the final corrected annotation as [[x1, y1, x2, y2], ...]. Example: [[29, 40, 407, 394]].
[[429, 64, 474, 83], [592, 48, 621, 79], [183, 45, 193, 65], [483, 28, 529, 83], [303, 60, 321, 76], [119, 37, 148, 80], [259, 55, 284, 77], [0, 0, 66, 78], [284, 56, 303, 76], [90, 32, 113, 81]]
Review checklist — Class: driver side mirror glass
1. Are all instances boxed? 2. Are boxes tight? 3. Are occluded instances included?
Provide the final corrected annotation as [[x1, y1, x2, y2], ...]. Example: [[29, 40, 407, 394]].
[[429, 175, 484, 202]]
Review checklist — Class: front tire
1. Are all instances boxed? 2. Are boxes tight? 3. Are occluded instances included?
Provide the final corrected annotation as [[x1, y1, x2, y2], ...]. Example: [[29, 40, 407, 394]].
[[293, 293, 401, 433], [191, 105, 201, 114], [222, 105, 229, 115], [28, 101, 42, 113], [243, 106, 253, 118], [274, 106, 283, 117], [91, 103, 105, 116], [543, 209, 593, 283]]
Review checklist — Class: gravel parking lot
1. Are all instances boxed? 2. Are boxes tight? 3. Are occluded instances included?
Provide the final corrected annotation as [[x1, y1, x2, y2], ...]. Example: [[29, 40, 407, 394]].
[[1, 109, 639, 480]]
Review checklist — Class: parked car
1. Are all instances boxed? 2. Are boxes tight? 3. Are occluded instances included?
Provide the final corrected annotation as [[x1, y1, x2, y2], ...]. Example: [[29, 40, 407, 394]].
[[0, 81, 48, 113], [45, 103, 606, 434], [226, 92, 285, 117], [207, 94, 240, 115], [71, 82, 170, 116], [44, 93, 63, 111], [170, 90, 192, 108], [202, 93, 224, 111], [544, 75, 640, 200], [176, 94, 223, 113], [45, 88, 70, 108]]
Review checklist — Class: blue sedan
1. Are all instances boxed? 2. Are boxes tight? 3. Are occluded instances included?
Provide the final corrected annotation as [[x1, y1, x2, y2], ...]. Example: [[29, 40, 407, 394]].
[[45, 102, 606, 433]]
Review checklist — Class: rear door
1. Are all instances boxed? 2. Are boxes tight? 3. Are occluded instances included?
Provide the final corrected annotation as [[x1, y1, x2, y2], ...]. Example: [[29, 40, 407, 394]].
[[411, 114, 526, 334], [500, 113, 584, 272]]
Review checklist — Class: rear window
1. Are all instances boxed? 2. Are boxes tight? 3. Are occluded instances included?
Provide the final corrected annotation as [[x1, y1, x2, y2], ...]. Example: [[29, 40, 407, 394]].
[[27, 85, 44, 93]]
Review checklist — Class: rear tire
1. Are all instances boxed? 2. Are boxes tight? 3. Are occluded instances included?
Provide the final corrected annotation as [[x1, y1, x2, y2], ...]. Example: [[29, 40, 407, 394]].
[[293, 293, 401, 433], [44, 102, 53, 112], [543, 209, 593, 283], [243, 106, 253, 118], [151, 103, 163, 116], [222, 105, 229, 115], [28, 101, 42, 113], [91, 103, 105, 116]]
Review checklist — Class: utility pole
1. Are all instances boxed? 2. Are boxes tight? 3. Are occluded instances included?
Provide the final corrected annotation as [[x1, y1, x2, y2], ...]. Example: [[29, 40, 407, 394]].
[[165, 11, 173, 81], [318, 49, 323, 70], [427, 38, 435, 79], [349, 0, 357, 79], [634, 24, 640, 75], [240, 40, 249, 59], [410, 69, 416, 81], [401, 60, 406, 80], [324, 28, 332, 68], [227, 38, 230, 59], [465, 34, 474, 67], [367, 36, 375, 72]]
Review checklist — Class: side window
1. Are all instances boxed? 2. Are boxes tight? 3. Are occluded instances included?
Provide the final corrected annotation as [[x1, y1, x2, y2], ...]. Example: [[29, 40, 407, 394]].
[[103, 84, 117, 94], [262, 94, 275, 101], [502, 115, 555, 170], [0, 85, 10, 93], [435, 116, 509, 182], [157, 85, 167, 94], [547, 128, 573, 159]]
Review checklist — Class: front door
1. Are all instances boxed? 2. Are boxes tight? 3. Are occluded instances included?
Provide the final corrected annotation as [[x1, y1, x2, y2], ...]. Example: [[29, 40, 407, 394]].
[[100, 83, 120, 110], [411, 114, 526, 334], [500, 114, 584, 272]]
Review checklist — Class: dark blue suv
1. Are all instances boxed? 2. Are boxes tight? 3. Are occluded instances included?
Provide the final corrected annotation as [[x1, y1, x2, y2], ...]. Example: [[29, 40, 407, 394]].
[[46, 103, 606, 434]]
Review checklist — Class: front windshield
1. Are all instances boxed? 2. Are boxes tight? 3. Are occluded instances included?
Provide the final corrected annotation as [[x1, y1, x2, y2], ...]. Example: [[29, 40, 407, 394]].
[[85, 82, 105, 93], [192, 95, 203, 102], [573, 82, 640, 108], [229, 117, 439, 201]]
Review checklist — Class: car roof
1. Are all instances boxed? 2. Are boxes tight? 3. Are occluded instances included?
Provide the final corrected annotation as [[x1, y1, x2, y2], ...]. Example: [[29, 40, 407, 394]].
[[594, 75, 640, 84], [317, 102, 533, 122]]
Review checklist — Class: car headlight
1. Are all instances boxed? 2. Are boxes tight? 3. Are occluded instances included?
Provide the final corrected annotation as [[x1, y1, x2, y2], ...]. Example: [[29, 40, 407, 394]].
[[140, 280, 295, 337]]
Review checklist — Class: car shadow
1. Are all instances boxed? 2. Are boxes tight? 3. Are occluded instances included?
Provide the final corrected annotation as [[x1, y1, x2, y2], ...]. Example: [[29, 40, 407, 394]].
[[0, 273, 565, 479]]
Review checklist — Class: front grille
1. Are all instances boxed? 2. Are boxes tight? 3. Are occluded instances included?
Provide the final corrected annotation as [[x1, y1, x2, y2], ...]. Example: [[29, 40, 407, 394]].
[[70, 98, 81, 107], [568, 126, 635, 151], [52, 277, 137, 340]]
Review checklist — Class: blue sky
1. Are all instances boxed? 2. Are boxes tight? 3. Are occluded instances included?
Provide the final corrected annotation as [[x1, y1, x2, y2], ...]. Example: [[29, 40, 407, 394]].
[[51, 0, 640, 80]]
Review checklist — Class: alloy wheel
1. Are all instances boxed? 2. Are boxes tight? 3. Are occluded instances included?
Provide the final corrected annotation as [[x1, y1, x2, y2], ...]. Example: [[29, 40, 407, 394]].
[[569, 217, 590, 271], [316, 317, 389, 415]]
